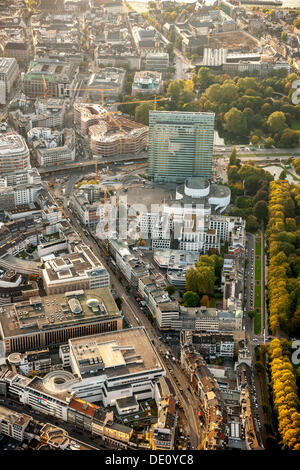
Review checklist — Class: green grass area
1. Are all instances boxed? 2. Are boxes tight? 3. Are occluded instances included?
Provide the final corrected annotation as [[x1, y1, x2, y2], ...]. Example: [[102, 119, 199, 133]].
[[254, 312, 261, 335], [255, 235, 262, 280], [240, 152, 291, 157], [291, 121, 300, 131], [255, 283, 261, 309], [255, 258, 261, 281]]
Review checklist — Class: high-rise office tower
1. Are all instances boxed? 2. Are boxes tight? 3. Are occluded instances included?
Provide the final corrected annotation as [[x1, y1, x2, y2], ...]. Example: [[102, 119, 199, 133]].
[[148, 111, 215, 183]]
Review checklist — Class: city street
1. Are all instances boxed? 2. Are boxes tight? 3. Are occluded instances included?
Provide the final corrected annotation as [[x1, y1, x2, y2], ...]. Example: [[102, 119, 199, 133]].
[[61, 200, 204, 449]]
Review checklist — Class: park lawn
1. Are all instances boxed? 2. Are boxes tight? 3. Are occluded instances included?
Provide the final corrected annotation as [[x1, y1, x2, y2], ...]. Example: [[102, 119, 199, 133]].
[[255, 283, 261, 309], [291, 121, 300, 131], [254, 312, 261, 335], [255, 258, 261, 281], [255, 236, 261, 257]]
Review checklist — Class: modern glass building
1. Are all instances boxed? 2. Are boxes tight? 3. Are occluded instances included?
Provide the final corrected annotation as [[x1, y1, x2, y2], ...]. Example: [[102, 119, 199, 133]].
[[148, 111, 215, 183]]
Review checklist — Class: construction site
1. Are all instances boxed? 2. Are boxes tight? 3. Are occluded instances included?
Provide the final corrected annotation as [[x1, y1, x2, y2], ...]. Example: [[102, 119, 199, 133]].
[[74, 102, 149, 158], [214, 30, 258, 51]]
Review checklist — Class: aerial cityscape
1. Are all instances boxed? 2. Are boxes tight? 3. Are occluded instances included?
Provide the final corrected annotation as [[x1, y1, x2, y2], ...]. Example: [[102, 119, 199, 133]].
[[0, 0, 299, 455]]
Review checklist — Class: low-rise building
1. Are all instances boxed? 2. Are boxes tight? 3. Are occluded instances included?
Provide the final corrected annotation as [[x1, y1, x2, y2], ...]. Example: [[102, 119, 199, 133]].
[[27, 127, 75, 167], [109, 239, 150, 287], [74, 103, 148, 157], [87, 68, 126, 101], [132, 70, 163, 97], [42, 244, 110, 295], [9, 98, 66, 136]]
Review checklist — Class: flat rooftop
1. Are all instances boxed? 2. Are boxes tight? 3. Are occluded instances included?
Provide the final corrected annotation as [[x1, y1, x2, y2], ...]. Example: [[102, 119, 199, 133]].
[[70, 327, 163, 379], [0, 133, 28, 156], [43, 245, 108, 284], [0, 405, 32, 427], [154, 249, 200, 270], [0, 287, 121, 338]]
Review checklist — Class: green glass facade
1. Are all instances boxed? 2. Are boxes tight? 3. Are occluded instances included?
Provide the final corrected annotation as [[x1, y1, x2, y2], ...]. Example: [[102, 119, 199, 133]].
[[148, 111, 215, 183]]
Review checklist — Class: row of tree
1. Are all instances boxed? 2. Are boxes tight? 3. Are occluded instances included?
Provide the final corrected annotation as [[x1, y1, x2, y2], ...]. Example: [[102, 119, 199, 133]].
[[268, 338, 300, 450], [266, 180, 300, 335]]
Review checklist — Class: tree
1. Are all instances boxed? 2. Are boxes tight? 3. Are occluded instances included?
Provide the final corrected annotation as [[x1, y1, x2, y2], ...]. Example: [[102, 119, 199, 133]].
[[183, 291, 200, 307], [253, 189, 268, 206], [251, 135, 259, 145], [294, 18, 300, 29], [279, 128, 299, 148], [197, 67, 215, 89], [200, 295, 210, 307], [248, 310, 256, 319], [265, 137, 275, 148], [229, 148, 239, 166], [165, 285, 175, 296], [135, 102, 154, 125], [186, 264, 215, 294], [254, 200, 268, 225], [115, 297, 123, 310], [279, 169, 287, 180], [267, 111, 287, 135], [246, 215, 259, 233], [224, 107, 248, 135]]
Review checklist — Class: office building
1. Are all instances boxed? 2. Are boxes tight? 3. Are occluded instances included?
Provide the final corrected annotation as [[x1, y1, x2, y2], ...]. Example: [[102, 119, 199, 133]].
[[0, 287, 122, 354], [148, 111, 215, 183], [23, 58, 78, 99], [0, 133, 30, 178], [42, 244, 110, 295], [0, 58, 19, 104]]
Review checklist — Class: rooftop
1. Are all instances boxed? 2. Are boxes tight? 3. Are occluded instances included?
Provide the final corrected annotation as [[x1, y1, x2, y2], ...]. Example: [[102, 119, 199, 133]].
[[0, 287, 120, 338], [70, 327, 163, 379], [0, 405, 32, 428], [0, 133, 29, 156], [43, 244, 108, 285]]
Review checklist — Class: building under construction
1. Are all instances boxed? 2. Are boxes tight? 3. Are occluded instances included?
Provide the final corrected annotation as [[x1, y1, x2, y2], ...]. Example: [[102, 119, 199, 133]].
[[74, 103, 149, 157]]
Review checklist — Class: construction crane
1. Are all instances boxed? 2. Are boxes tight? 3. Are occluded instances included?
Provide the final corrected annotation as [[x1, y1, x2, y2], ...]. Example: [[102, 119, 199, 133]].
[[106, 95, 170, 154], [69, 87, 116, 106], [115, 95, 170, 110], [42, 74, 52, 101], [197, 416, 223, 450], [94, 160, 103, 182]]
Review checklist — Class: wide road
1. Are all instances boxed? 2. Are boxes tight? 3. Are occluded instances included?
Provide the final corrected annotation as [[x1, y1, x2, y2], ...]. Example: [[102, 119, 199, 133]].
[[39, 152, 148, 174], [62, 201, 203, 449]]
